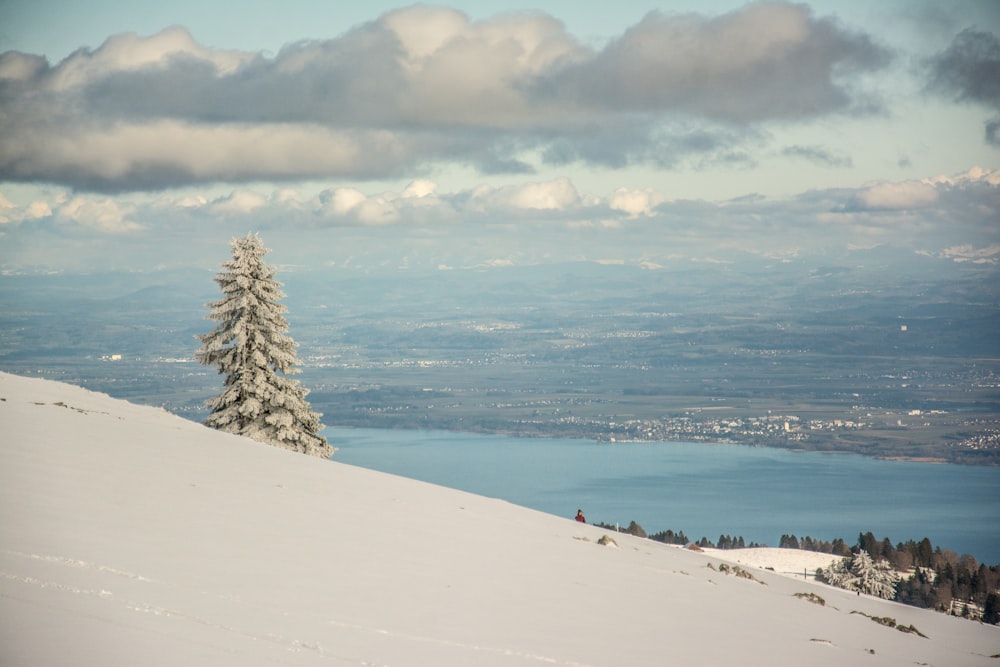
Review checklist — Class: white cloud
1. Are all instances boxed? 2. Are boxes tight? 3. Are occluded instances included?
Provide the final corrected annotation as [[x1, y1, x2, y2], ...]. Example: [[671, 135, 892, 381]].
[[47, 27, 252, 91], [940, 244, 1000, 263], [319, 187, 367, 217], [477, 258, 516, 268], [932, 165, 1000, 187], [56, 196, 140, 232], [854, 180, 940, 210], [608, 187, 666, 217], [0, 193, 53, 224], [25, 200, 52, 219], [1, 165, 996, 272], [401, 179, 438, 198], [469, 177, 581, 211], [381, 6, 468, 64], [317, 187, 400, 226], [208, 190, 268, 216], [273, 188, 303, 205]]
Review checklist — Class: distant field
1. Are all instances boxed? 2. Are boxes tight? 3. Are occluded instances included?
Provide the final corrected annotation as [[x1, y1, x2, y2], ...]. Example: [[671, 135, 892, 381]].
[[2, 261, 998, 464]]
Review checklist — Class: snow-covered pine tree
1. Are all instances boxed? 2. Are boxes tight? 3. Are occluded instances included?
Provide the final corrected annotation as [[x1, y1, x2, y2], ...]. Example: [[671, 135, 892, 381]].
[[819, 556, 851, 588], [850, 550, 902, 599], [819, 550, 900, 599], [196, 234, 334, 458]]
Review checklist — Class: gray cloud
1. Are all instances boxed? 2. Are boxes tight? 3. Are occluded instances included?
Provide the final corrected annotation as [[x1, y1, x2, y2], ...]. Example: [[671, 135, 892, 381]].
[[926, 27, 1000, 148], [926, 28, 1000, 106], [781, 145, 853, 168], [0, 4, 891, 192], [988, 118, 1000, 147], [543, 3, 889, 122]]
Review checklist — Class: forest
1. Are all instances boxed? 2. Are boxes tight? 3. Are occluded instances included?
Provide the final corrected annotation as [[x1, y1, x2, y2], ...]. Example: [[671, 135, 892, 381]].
[[599, 522, 1000, 624]]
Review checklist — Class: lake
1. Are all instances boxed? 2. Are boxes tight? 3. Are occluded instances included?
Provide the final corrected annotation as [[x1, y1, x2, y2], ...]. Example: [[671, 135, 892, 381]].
[[326, 427, 1000, 564]]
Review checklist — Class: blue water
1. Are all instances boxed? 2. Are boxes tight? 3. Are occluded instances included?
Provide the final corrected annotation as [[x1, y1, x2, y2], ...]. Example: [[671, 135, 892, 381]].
[[326, 427, 1000, 564]]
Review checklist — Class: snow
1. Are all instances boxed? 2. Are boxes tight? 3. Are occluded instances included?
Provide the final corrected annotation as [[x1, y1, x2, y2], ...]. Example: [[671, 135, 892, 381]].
[[1, 371, 997, 666], [708, 546, 844, 578]]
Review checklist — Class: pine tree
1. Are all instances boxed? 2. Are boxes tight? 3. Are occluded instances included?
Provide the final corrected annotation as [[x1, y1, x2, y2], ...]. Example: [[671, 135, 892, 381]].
[[983, 592, 1000, 624], [196, 234, 334, 458], [819, 550, 900, 599]]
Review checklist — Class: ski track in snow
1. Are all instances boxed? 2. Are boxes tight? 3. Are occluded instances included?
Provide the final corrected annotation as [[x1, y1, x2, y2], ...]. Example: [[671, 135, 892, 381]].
[[2, 549, 156, 582], [0, 569, 114, 599], [1, 549, 343, 663]]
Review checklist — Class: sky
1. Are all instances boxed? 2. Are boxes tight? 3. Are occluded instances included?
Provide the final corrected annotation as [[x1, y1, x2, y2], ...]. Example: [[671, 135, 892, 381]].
[[0, 1, 998, 273]]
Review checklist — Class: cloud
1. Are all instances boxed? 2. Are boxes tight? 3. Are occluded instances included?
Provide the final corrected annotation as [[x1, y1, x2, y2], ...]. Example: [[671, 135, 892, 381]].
[[2, 167, 995, 273], [986, 117, 1000, 147], [781, 145, 853, 168], [929, 165, 1000, 187], [608, 187, 665, 218], [56, 195, 141, 233], [0, 51, 47, 81], [939, 244, 1000, 264], [464, 177, 583, 213], [401, 179, 437, 199], [548, 3, 889, 122], [926, 28, 1000, 107], [0, 193, 51, 224], [838, 168, 999, 229], [0, 4, 890, 191], [925, 27, 1000, 148], [0, 120, 425, 192], [852, 180, 940, 210], [207, 190, 268, 216], [316, 187, 401, 226]]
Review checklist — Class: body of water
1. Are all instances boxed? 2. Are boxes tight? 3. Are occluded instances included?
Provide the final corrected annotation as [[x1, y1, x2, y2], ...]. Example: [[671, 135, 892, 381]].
[[327, 428, 1000, 564]]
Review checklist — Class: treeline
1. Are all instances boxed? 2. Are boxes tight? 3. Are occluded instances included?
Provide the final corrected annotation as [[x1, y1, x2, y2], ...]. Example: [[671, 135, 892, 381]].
[[595, 522, 1000, 624], [753, 530, 1000, 622], [851, 531, 1000, 622], [777, 534, 853, 555], [593, 521, 762, 550]]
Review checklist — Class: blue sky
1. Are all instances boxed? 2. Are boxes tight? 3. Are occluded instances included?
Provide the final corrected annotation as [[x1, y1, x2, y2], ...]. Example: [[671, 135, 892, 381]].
[[0, 1, 998, 273]]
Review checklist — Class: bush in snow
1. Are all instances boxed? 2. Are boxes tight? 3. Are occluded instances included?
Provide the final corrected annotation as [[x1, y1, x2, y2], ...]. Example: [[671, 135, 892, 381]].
[[196, 234, 334, 458]]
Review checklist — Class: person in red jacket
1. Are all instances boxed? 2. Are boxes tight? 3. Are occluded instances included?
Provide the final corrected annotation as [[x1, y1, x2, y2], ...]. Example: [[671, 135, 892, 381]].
[[575, 509, 586, 523]]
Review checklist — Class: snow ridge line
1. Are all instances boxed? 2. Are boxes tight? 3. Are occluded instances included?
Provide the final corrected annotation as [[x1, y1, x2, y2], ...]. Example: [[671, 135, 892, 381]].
[[327, 619, 596, 667], [1, 549, 155, 582], [24, 399, 114, 418]]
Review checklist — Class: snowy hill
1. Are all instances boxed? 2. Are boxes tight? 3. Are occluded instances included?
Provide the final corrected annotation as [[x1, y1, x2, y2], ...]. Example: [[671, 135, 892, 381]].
[[1, 372, 997, 666]]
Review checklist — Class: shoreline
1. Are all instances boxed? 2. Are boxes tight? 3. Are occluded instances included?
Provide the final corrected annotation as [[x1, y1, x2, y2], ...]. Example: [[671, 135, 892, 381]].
[[323, 423, 996, 467]]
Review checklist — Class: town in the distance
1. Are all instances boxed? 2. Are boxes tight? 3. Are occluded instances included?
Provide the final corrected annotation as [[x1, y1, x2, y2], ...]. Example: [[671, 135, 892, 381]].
[[2, 248, 997, 466]]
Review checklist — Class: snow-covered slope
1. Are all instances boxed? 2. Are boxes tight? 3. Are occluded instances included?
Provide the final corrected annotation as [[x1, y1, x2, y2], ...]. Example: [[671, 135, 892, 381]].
[[1, 372, 996, 666]]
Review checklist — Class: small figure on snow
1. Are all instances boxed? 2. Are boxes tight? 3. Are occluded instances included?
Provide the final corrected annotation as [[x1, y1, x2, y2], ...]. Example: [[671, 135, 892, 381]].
[[575, 509, 586, 523]]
